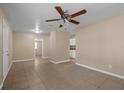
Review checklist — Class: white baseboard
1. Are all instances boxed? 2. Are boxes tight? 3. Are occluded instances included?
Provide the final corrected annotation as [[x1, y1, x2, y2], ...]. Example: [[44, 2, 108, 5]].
[[49, 59, 70, 64], [42, 57, 50, 59], [0, 83, 3, 90], [75, 63, 124, 80], [12, 59, 34, 62]]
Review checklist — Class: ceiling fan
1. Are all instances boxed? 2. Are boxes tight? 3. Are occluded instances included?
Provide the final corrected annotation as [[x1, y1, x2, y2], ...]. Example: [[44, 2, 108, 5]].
[[45, 6, 87, 26]]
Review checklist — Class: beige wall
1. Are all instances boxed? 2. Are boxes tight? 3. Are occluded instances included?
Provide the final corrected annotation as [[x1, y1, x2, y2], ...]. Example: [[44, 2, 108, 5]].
[[13, 32, 35, 61], [13, 32, 50, 61], [76, 16, 124, 77], [50, 31, 56, 60], [50, 31, 70, 62], [42, 36, 50, 58]]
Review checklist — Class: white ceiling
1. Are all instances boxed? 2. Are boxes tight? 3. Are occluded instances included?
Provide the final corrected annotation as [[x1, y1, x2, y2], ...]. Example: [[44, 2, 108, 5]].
[[1, 3, 124, 34]]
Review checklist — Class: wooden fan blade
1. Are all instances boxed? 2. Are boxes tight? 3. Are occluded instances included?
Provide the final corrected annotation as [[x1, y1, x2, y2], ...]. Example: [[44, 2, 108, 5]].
[[69, 19, 80, 24], [55, 6, 64, 16], [45, 19, 61, 22], [70, 9, 86, 18]]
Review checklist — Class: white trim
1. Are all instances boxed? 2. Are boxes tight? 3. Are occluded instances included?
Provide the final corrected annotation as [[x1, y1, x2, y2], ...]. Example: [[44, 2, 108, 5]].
[[49, 59, 70, 64], [0, 83, 3, 90], [12, 59, 34, 63], [42, 57, 50, 59], [75, 63, 124, 80]]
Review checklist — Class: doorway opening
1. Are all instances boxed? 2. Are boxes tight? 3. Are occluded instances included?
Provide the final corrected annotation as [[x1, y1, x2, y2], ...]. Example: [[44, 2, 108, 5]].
[[69, 38, 76, 60], [34, 39, 43, 57]]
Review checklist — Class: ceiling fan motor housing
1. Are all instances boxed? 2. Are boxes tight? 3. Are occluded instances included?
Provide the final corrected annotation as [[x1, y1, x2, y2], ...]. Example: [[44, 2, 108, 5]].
[[61, 13, 71, 23]]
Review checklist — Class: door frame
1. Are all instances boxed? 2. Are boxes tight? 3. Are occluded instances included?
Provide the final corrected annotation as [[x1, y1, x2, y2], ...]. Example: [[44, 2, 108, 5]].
[[69, 38, 76, 59], [2, 17, 9, 81], [34, 39, 43, 58]]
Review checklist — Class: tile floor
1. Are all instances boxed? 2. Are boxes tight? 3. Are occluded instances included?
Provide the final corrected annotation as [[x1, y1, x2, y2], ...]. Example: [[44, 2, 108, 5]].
[[2, 56, 124, 90]]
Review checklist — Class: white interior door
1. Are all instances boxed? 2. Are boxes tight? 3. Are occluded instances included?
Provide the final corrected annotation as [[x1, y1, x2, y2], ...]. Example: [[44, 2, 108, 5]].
[[3, 18, 9, 80]]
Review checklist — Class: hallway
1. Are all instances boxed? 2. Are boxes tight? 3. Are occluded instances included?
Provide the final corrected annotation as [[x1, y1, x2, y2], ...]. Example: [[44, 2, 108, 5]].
[[2, 57, 124, 90]]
